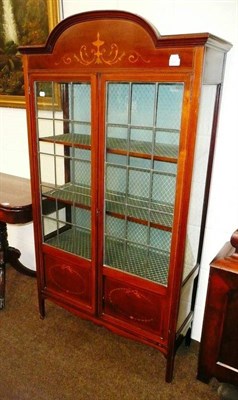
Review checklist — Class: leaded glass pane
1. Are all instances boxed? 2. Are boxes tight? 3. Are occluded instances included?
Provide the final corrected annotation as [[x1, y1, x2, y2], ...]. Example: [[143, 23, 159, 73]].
[[107, 83, 129, 124], [156, 84, 183, 130], [152, 171, 176, 205], [128, 169, 150, 198], [35, 80, 92, 260], [104, 81, 184, 286], [131, 84, 156, 126]]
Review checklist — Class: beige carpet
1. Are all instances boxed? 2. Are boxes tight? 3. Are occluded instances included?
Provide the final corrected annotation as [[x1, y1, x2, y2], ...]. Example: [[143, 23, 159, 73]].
[[0, 266, 220, 400]]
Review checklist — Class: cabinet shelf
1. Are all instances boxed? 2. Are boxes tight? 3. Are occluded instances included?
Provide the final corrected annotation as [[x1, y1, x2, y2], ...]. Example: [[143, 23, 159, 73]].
[[40, 133, 178, 162], [105, 237, 169, 285], [43, 183, 91, 208], [106, 137, 178, 162], [106, 191, 173, 229], [40, 133, 91, 149], [43, 183, 173, 229], [46, 228, 91, 259]]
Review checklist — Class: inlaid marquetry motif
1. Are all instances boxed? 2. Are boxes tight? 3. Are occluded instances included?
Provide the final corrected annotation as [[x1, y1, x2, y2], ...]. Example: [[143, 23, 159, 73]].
[[55, 32, 150, 66], [50, 264, 86, 295], [108, 287, 155, 323]]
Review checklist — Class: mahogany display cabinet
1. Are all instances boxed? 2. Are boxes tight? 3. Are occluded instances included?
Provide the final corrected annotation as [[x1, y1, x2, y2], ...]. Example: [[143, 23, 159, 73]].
[[19, 11, 232, 381]]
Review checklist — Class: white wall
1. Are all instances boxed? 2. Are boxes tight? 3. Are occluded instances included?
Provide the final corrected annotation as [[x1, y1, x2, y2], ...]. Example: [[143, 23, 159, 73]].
[[0, 0, 237, 341]]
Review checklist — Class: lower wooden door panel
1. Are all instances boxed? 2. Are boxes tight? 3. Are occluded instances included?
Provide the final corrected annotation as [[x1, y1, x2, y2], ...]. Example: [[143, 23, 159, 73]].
[[102, 275, 167, 339], [43, 253, 94, 312]]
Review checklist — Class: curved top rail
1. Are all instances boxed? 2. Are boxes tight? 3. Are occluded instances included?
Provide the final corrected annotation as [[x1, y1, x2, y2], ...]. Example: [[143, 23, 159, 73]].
[[19, 10, 232, 55]]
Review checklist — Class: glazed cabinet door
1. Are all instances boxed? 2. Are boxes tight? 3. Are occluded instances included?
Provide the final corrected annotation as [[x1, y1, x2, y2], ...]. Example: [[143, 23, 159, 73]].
[[31, 76, 98, 313], [98, 75, 190, 340]]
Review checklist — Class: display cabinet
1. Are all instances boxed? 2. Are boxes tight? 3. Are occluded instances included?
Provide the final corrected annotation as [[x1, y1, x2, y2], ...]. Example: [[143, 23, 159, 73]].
[[19, 11, 232, 382]]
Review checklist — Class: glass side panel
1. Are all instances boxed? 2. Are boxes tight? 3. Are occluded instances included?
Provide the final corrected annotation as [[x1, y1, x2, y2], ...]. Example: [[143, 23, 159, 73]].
[[182, 85, 217, 282], [35, 81, 92, 259], [104, 82, 184, 286]]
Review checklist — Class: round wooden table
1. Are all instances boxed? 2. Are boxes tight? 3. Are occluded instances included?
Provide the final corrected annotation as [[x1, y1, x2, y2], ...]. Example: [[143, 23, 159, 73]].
[[0, 173, 36, 309]]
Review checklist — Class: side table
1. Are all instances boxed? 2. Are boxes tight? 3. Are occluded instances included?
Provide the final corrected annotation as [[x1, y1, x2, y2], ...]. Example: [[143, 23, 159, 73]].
[[0, 173, 36, 309]]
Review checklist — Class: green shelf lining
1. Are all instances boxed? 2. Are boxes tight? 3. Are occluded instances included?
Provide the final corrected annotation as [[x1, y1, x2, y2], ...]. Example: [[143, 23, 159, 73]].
[[106, 191, 173, 228], [45, 228, 91, 259], [39, 133, 178, 160], [40, 133, 91, 146], [43, 183, 91, 207], [42, 183, 174, 228], [106, 137, 178, 159], [104, 237, 169, 286]]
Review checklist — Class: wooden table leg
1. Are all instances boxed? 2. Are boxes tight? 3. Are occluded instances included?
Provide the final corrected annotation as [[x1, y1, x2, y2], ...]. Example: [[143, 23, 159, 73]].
[[0, 262, 5, 309], [6, 246, 36, 277], [0, 221, 36, 309], [0, 222, 8, 309]]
